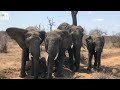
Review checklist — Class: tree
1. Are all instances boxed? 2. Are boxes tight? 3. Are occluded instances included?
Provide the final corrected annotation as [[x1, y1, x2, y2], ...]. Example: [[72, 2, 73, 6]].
[[71, 11, 78, 26], [111, 32, 120, 48], [89, 28, 107, 36], [47, 17, 55, 31], [36, 24, 45, 31]]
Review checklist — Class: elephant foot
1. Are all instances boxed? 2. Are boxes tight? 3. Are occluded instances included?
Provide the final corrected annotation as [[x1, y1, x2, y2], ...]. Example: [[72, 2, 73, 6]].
[[54, 72, 64, 77], [69, 66, 75, 72], [40, 72, 47, 78], [97, 67, 101, 72], [19, 72, 26, 78], [93, 66, 97, 70], [31, 72, 34, 76], [47, 76, 53, 79], [33, 76, 39, 79], [74, 66, 80, 72], [53, 67, 58, 73], [87, 67, 91, 72]]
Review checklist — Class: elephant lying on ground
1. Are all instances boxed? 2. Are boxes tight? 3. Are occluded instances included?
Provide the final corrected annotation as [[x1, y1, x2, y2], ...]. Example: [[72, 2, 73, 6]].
[[57, 22, 84, 72], [6, 27, 46, 79], [45, 29, 72, 79], [26, 57, 47, 78], [86, 35, 105, 71]]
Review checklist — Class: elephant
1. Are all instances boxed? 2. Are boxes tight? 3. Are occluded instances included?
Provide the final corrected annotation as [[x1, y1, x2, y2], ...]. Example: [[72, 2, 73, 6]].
[[45, 29, 72, 79], [57, 22, 84, 72], [6, 27, 46, 79], [85, 35, 105, 71], [26, 57, 47, 78]]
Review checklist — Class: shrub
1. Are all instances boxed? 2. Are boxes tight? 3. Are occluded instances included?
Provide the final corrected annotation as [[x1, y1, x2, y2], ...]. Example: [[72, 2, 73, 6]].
[[0, 31, 9, 53]]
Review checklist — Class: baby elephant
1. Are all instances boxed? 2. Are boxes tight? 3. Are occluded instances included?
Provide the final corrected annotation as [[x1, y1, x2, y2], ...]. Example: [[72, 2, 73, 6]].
[[45, 29, 72, 79], [26, 57, 47, 78], [86, 35, 105, 71]]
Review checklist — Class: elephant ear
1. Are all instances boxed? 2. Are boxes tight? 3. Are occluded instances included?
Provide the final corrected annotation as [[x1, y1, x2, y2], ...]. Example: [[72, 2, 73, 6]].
[[6, 27, 28, 49], [86, 36, 93, 47], [39, 30, 46, 44]]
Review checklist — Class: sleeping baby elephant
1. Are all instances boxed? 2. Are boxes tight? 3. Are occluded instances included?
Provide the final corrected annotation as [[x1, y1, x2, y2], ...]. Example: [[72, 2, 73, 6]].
[[45, 29, 72, 79], [26, 57, 47, 78], [6, 27, 46, 79]]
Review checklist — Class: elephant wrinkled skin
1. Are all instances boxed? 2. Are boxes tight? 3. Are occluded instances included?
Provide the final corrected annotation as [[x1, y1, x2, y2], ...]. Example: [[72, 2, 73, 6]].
[[6, 27, 46, 79], [86, 35, 105, 71], [57, 22, 84, 72], [45, 29, 72, 79]]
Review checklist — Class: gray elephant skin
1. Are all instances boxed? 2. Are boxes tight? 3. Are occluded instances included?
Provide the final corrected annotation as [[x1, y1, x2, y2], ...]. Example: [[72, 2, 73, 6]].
[[6, 27, 46, 79], [57, 22, 84, 72], [26, 57, 47, 78], [45, 29, 72, 79], [86, 35, 105, 71]]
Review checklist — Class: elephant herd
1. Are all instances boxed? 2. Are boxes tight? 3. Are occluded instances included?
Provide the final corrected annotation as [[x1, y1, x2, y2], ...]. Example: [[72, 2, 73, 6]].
[[6, 22, 105, 79]]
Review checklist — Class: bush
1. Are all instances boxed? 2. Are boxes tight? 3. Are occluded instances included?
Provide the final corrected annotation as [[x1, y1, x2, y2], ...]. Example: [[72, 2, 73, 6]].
[[0, 31, 9, 53], [89, 28, 107, 36], [0, 36, 7, 53]]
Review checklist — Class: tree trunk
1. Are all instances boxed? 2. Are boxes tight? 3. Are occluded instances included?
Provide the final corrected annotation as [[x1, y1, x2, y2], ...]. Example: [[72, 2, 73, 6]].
[[50, 26, 52, 31], [71, 11, 78, 26]]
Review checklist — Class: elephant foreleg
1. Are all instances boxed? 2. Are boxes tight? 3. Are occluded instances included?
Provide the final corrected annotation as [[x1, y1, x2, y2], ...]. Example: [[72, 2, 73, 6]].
[[74, 46, 81, 72], [20, 48, 29, 78], [96, 51, 102, 71], [87, 52, 94, 71], [54, 51, 64, 77], [94, 51, 97, 70], [31, 56, 34, 76], [47, 55, 55, 79], [68, 47, 74, 71]]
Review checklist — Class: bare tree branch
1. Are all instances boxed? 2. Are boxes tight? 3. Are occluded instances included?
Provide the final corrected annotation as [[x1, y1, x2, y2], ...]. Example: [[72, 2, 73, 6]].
[[47, 17, 55, 31]]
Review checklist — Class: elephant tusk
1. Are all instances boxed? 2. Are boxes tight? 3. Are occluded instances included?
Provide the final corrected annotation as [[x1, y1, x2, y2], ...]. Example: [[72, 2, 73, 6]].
[[71, 43, 73, 48], [54, 52, 59, 60]]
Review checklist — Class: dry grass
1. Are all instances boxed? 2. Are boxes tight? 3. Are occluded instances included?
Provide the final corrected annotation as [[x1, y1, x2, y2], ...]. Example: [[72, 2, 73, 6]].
[[93, 72, 117, 79], [102, 48, 120, 59]]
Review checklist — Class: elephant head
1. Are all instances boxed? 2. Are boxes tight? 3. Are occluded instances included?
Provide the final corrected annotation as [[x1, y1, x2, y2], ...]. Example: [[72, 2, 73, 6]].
[[86, 35, 105, 71], [45, 29, 72, 79], [57, 22, 70, 31], [57, 22, 84, 72], [6, 27, 46, 79]]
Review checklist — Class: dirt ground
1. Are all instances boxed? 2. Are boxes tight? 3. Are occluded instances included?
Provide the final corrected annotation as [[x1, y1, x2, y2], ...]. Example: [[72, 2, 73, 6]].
[[0, 43, 120, 79]]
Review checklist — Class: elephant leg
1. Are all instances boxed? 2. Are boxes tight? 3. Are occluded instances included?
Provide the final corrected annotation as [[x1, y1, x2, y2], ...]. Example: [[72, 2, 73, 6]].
[[54, 51, 65, 77], [96, 51, 102, 71], [31, 56, 34, 76], [94, 51, 97, 70], [19, 48, 29, 78], [47, 55, 55, 79], [73, 46, 81, 72], [68, 47, 74, 71], [87, 52, 94, 71]]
